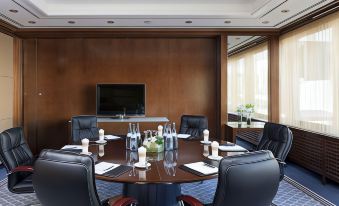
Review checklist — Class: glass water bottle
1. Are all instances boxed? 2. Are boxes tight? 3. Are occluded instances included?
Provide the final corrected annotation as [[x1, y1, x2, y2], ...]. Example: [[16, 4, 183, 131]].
[[165, 124, 173, 151], [130, 124, 138, 152], [172, 122, 178, 149], [126, 123, 132, 150]]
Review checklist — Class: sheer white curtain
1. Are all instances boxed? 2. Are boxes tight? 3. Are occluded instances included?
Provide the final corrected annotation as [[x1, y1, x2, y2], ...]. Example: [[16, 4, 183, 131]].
[[279, 12, 339, 136], [228, 42, 268, 120]]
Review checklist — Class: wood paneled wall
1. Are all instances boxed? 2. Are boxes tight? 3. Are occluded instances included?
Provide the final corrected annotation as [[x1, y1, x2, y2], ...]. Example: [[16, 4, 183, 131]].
[[22, 37, 218, 153]]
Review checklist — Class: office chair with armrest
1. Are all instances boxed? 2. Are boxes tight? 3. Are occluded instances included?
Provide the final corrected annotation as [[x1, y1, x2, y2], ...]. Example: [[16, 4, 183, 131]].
[[0, 127, 35, 194], [72, 115, 100, 143], [179, 115, 208, 139], [33, 149, 137, 206], [178, 150, 280, 206], [257, 122, 293, 181]]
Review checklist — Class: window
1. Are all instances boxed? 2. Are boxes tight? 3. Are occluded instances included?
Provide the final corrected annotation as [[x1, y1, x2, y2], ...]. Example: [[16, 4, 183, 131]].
[[228, 42, 268, 120], [279, 12, 339, 136]]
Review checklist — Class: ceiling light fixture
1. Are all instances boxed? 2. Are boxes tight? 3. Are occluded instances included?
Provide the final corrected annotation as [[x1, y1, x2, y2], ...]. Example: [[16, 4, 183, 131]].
[[224, 20, 231, 24], [281, 9, 290, 13], [262, 21, 270, 24], [185, 20, 193, 24], [68, 21, 75, 24], [235, 37, 241, 40], [9, 9, 18, 13], [107, 21, 115, 24], [28, 21, 36, 24], [144, 20, 152, 24]]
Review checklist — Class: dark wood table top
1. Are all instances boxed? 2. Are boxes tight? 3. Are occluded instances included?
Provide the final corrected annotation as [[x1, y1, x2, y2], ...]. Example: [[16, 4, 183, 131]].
[[89, 139, 243, 184]]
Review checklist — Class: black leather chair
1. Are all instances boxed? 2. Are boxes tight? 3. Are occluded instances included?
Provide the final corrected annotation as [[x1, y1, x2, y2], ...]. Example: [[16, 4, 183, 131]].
[[72, 115, 99, 143], [178, 150, 280, 206], [33, 149, 137, 206], [0, 127, 34, 193], [257, 122, 293, 181], [179, 115, 208, 138]]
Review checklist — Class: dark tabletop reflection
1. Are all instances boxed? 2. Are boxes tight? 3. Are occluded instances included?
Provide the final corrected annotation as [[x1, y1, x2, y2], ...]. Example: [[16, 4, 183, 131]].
[[163, 150, 178, 176], [88, 139, 243, 184]]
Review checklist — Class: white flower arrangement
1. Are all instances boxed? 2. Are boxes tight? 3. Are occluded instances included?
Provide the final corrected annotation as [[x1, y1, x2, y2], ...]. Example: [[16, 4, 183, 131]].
[[236, 104, 245, 114], [245, 104, 255, 114]]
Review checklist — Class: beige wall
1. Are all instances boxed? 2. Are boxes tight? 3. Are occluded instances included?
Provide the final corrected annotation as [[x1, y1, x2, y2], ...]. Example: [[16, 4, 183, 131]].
[[0, 32, 14, 132]]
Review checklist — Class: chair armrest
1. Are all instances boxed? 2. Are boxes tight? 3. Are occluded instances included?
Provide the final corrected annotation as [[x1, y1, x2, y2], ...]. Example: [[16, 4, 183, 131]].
[[10, 166, 34, 174], [177, 195, 203, 206], [109, 197, 137, 206]]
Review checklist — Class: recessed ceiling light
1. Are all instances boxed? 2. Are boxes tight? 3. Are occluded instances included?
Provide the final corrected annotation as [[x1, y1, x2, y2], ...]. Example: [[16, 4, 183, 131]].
[[107, 21, 115, 24], [68, 21, 75, 24], [9, 9, 18, 13], [235, 37, 241, 40], [224, 20, 231, 24], [144, 20, 152, 24], [185, 20, 192, 24], [28, 21, 36, 24], [281, 9, 290, 13], [262, 21, 270, 24]]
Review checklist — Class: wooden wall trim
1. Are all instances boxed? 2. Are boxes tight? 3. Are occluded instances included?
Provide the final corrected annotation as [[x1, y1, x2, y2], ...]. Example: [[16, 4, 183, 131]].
[[14, 29, 279, 39], [13, 37, 23, 127], [216, 34, 228, 139], [268, 35, 279, 123], [0, 19, 18, 37], [23, 39, 38, 154]]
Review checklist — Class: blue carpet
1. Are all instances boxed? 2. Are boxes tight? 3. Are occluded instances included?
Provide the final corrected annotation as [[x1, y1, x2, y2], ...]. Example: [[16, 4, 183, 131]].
[[285, 161, 339, 205], [0, 166, 6, 181], [0, 163, 338, 205], [181, 177, 334, 206]]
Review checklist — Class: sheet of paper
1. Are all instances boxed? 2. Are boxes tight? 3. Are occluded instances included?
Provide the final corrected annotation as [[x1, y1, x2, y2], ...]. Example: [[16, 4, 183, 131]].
[[95, 162, 120, 175], [105, 135, 121, 140], [184, 162, 218, 175], [219, 145, 247, 152], [61, 145, 83, 150], [177, 134, 191, 139]]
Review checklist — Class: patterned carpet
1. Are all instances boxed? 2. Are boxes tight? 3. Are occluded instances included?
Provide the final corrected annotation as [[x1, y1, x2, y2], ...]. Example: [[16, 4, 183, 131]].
[[0, 176, 335, 206]]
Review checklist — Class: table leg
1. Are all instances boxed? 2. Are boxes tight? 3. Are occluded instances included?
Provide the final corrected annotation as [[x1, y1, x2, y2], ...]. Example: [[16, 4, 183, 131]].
[[123, 183, 181, 206]]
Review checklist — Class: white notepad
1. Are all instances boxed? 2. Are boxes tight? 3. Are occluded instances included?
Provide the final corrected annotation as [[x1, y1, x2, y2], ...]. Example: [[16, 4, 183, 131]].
[[61, 145, 83, 150], [219, 145, 247, 152], [105, 135, 121, 140], [95, 162, 120, 175], [177, 134, 191, 139], [184, 162, 218, 175]]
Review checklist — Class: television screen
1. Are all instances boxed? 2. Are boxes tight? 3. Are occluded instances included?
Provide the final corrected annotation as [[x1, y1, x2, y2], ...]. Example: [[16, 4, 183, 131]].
[[96, 84, 145, 116]]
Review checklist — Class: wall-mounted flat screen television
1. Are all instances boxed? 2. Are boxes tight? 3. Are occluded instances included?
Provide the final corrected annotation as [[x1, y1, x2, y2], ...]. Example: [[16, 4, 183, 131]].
[[96, 84, 145, 116]]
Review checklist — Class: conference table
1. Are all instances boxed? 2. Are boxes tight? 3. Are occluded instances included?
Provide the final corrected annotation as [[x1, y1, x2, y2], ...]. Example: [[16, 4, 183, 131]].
[[89, 138, 243, 206]]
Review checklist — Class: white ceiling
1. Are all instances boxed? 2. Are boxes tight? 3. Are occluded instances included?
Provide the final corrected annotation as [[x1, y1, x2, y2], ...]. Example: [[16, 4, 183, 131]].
[[0, 0, 335, 28]]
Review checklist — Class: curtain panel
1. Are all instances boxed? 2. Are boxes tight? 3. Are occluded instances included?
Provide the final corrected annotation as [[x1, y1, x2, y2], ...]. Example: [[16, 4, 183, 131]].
[[227, 42, 268, 120], [279, 12, 339, 136]]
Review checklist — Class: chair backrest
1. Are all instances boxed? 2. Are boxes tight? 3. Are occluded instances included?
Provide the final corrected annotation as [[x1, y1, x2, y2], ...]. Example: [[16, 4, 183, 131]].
[[257, 122, 293, 161], [72, 115, 99, 143], [213, 150, 280, 206], [179, 115, 208, 138], [0, 127, 34, 172], [33, 149, 101, 206]]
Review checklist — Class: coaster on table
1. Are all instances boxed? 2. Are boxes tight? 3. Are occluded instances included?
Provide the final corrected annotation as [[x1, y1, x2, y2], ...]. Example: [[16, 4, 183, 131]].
[[134, 162, 151, 169], [200, 140, 212, 144], [207, 155, 223, 160], [95, 140, 107, 144], [80, 152, 92, 155]]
